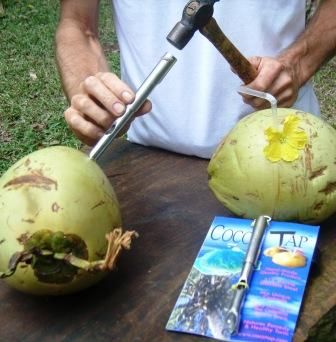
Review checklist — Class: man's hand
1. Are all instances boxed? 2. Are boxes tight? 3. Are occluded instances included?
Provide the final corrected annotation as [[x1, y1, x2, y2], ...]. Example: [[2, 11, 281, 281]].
[[239, 56, 300, 110], [240, 0, 336, 110], [64, 72, 152, 146], [56, 0, 151, 146]]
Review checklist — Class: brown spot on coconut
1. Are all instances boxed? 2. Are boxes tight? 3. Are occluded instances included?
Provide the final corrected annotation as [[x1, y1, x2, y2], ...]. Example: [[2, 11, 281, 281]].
[[51, 202, 62, 212], [91, 200, 105, 210], [319, 182, 336, 195], [309, 166, 327, 180], [21, 219, 35, 224], [4, 173, 58, 191]]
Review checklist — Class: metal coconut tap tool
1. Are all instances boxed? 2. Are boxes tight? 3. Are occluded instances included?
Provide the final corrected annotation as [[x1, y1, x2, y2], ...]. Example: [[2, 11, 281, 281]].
[[225, 215, 271, 335], [89, 52, 177, 161]]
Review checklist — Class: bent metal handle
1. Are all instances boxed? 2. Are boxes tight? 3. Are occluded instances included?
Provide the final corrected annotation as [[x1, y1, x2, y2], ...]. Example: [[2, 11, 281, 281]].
[[200, 18, 258, 84]]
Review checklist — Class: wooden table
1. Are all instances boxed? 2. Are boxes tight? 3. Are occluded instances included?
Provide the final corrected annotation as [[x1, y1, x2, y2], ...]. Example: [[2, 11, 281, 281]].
[[0, 139, 335, 341]]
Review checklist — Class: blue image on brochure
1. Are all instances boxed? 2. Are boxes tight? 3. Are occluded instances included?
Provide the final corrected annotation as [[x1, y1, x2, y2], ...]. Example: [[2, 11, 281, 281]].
[[166, 216, 319, 342]]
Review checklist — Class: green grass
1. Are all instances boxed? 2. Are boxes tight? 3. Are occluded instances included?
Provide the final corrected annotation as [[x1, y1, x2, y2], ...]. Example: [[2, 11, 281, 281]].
[[0, 0, 335, 176], [0, 0, 119, 175], [313, 57, 336, 126], [0, 0, 78, 174]]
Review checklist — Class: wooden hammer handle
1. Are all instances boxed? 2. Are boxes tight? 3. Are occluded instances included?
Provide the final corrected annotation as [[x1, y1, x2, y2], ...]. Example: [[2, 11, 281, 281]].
[[200, 18, 258, 84]]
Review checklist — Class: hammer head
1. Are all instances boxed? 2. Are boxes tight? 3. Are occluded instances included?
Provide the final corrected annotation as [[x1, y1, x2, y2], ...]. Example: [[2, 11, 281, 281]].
[[167, 0, 219, 49]]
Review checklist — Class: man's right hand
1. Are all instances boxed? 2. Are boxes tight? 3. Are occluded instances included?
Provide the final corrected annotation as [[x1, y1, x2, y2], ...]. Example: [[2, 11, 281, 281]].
[[64, 72, 152, 146]]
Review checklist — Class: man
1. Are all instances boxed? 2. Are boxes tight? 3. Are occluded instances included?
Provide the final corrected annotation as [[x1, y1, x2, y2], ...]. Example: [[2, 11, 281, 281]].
[[56, 0, 336, 158]]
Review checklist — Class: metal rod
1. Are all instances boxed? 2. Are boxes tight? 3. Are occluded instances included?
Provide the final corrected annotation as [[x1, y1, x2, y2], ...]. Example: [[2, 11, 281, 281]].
[[89, 52, 177, 161], [225, 215, 271, 335]]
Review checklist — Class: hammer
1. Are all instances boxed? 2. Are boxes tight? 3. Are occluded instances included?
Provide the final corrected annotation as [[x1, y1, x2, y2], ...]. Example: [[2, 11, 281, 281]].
[[167, 0, 258, 84]]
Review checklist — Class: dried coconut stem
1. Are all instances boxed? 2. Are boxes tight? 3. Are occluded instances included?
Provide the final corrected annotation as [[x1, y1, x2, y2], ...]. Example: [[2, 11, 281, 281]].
[[54, 228, 139, 272], [0, 228, 139, 277]]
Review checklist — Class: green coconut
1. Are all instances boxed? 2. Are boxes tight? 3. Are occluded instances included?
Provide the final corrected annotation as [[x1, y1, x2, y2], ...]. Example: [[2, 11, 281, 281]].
[[208, 108, 336, 223], [0, 146, 137, 295]]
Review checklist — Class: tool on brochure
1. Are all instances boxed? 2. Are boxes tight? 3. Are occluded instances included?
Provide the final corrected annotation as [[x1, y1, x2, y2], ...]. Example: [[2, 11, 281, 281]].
[[225, 215, 271, 335]]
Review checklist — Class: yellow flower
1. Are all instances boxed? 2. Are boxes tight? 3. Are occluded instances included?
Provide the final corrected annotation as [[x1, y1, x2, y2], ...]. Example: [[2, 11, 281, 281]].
[[263, 115, 308, 162]]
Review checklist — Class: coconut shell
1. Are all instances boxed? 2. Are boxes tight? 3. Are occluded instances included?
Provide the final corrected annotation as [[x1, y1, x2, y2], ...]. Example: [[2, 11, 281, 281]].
[[208, 109, 336, 223]]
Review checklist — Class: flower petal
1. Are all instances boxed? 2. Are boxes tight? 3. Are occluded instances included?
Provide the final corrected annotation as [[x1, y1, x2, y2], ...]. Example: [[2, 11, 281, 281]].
[[283, 115, 300, 136], [264, 141, 282, 162], [265, 127, 281, 142], [287, 130, 308, 149], [281, 143, 299, 162], [263, 114, 307, 163]]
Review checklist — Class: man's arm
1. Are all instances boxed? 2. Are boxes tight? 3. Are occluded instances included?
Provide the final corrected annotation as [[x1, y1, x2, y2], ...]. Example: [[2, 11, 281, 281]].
[[56, 0, 151, 145], [278, 0, 336, 86], [241, 0, 336, 109], [56, 0, 108, 100]]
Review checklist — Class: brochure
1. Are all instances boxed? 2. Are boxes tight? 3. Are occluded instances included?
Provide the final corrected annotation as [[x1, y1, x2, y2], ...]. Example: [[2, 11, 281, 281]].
[[166, 216, 319, 342]]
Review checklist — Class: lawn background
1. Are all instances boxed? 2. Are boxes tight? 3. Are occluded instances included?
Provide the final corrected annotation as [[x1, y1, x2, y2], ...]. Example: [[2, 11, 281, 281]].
[[0, 0, 335, 176]]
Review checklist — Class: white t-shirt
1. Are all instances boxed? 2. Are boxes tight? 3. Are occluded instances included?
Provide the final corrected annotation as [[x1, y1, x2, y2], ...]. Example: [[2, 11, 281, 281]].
[[112, 0, 320, 158]]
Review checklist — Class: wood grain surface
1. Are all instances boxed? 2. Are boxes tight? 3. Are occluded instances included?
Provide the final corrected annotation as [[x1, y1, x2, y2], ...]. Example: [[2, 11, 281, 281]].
[[0, 139, 334, 341]]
